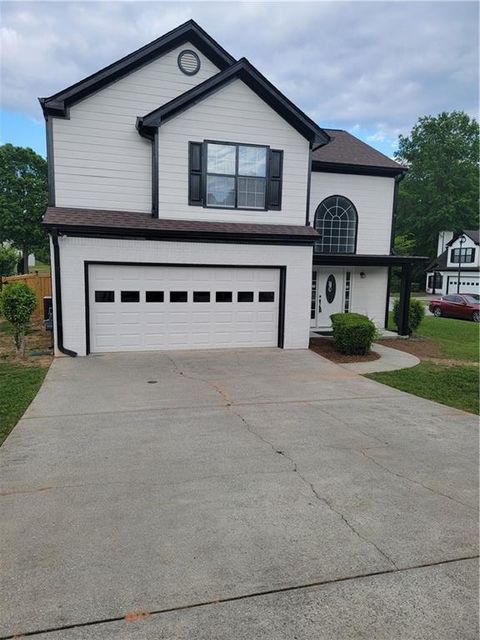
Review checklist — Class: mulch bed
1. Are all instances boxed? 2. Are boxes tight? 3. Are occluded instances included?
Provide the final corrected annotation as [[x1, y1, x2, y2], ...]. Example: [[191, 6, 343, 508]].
[[0, 320, 53, 367], [376, 336, 441, 360], [309, 337, 380, 363]]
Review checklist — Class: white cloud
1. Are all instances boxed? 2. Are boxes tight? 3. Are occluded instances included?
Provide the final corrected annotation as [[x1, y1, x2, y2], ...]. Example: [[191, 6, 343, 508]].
[[1, 0, 478, 142]]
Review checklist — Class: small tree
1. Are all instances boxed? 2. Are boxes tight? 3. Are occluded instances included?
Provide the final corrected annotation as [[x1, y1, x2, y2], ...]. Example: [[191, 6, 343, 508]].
[[0, 283, 37, 356], [393, 297, 425, 335], [0, 245, 18, 277]]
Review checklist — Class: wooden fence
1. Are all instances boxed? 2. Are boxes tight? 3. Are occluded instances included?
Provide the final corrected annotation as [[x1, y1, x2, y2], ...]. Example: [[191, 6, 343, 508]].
[[0, 273, 52, 322]]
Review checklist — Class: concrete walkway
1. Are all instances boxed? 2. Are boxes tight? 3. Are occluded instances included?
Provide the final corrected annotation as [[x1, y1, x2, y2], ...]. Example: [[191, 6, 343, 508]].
[[1, 349, 478, 639], [340, 342, 420, 374]]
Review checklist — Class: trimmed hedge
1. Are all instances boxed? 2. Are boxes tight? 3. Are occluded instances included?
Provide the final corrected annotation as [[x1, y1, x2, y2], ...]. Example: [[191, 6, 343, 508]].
[[392, 297, 425, 334], [331, 312, 377, 355]]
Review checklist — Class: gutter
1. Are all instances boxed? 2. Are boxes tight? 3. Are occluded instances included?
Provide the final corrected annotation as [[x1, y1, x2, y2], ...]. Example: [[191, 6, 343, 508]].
[[51, 230, 77, 357], [384, 171, 406, 328]]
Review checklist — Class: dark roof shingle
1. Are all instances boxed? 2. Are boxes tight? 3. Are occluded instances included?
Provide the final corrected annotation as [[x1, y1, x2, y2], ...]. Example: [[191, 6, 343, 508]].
[[42, 207, 318, 240], [312, 129, 406, 173]]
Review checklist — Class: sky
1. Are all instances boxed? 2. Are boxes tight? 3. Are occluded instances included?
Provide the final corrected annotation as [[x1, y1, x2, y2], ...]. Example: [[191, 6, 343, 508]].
[[0, 1, 478, 159]]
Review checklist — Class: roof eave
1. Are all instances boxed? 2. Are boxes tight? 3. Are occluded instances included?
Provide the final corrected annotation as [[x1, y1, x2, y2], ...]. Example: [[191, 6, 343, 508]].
[[43, 222, 318, 246], [311, 160, 407, 178], [39, 20, 236, 118], [139, 59, 329, 146]]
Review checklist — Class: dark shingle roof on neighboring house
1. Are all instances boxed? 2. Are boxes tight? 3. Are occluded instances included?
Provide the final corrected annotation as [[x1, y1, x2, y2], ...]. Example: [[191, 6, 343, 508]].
[[445, 229, 480, 247], [426, 245, 480, 273], [426, 249, 449, 272], [312, 129, 406, 176]]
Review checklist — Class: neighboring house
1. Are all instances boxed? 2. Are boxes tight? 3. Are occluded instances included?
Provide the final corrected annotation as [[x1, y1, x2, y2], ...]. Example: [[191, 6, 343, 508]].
[[425, 230, 480, 295], [40, 20, 420, 356]]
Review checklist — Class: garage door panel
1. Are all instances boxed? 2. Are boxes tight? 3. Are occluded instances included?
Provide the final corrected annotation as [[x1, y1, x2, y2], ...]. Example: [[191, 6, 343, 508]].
[[89, 264, 280, 353]]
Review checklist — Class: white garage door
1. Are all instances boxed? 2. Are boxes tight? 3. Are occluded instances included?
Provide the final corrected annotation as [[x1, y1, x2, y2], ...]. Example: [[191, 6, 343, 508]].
[[88, 264, 280, 353], [447, 276, 480, 295]]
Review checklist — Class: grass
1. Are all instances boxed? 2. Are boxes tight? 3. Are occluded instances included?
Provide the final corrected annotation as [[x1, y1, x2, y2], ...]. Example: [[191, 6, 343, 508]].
[[367, 362, 479, 415], [387, 311, 479, 361], [0, 362, 48, 445], [379, 309, 479, 414], [416, 316, 479, 361], [29, 261, 51, 275], [0, 318, 52, 445]]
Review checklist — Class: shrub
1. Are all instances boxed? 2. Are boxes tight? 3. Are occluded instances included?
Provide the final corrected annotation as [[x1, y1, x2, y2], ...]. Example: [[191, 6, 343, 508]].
[[0, 245, 18, 277], [0, 283, 37, 356], [330, 312, 377, 355], [392, 297, 425, 334]]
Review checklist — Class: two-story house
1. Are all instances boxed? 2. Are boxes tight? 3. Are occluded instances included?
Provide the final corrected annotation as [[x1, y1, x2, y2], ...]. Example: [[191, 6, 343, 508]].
[[426, 230, 480, 295], [40, 20, 421, 356]]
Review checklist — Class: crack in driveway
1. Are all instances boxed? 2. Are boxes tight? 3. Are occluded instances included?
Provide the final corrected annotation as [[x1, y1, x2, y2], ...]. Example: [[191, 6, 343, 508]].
[[2, 555, 477, 639], [318, 404, 477, 512], [357, 448, 477, 512], [228, 405, 399, 571]]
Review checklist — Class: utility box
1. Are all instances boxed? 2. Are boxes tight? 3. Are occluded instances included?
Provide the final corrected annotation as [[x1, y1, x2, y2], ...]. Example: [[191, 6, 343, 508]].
[[43, 296, 53, 331]]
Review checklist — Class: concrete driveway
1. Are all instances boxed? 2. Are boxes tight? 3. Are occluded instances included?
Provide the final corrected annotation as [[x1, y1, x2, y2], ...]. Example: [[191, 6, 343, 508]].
[[1, 349, 478, 639]]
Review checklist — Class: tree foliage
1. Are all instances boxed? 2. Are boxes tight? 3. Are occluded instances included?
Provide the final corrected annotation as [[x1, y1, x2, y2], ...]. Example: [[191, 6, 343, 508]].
[[394, 234, 417, 256], [0, 144, 48, 273], [0, 282, 37, 356], [395, 112, 479, 258], [393, 297, 425, 334], [0, 245, 18, 277]]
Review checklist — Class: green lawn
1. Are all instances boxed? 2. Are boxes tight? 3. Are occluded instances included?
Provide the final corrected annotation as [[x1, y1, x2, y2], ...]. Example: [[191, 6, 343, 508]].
[[367, 362, 479, 415], [29, 261, 51, 275], [0, 362, 48, 445], [416, 316, 479, 361], [388, 312, 479, 361], [379, 310, 478, 413]]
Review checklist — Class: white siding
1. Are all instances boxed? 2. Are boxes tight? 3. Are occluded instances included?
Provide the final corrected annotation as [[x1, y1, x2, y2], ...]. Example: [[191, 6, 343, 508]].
[[55, 236, 312, 356], [309, 172, 395, 254], [350, 267, 388, 327], [52, 44, 220, 213], [446, 235, 479, 268], [157, 80, 310, 225]]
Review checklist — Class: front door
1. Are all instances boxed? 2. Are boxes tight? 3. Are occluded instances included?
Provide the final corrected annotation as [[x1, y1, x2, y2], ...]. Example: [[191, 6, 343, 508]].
[[311, 268, 346, 328]]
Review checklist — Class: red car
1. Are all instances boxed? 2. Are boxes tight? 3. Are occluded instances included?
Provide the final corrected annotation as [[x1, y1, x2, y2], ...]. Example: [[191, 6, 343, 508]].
[[429, 293, 480, 322]]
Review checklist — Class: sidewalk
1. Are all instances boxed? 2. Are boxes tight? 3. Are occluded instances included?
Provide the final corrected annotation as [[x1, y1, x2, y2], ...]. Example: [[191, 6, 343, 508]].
[[339, 343, 420, 374]]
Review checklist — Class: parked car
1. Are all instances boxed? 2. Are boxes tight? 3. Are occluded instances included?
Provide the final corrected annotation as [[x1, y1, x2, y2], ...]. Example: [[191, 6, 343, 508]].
[[429, 294, 480, 322]]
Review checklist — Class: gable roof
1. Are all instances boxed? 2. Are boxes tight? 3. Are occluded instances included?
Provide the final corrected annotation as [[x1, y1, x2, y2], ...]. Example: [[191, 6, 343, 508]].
[[312, 129, 406, 177], [425, 248, 480, 273], [425, 249, 448, 272], [445, 230, 480, 247], [137, 58, 330, 148], [39, 20, 236, 117]]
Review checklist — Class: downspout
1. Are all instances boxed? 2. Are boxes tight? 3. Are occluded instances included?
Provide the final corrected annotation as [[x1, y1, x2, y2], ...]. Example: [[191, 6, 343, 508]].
[[384, 172, 406, 328], [51, 229, 77, 357]]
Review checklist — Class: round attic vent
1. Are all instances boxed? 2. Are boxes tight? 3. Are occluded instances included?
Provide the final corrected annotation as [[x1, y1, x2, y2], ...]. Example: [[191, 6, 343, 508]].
[[177, 49, 201, 76]]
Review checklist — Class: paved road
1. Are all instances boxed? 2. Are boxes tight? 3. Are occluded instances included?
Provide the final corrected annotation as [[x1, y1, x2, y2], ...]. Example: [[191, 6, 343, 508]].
[[1, 349, 478, 639]]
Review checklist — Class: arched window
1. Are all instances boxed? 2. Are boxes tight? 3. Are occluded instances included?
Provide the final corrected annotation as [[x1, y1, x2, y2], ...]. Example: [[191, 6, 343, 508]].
[[314, 195, 358, 253]]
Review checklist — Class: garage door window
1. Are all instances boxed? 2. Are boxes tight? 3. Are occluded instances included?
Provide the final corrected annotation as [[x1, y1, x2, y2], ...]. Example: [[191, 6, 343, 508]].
[[216, 291, 232, 302], [238, 291, 254, 302], [95, 291, 114, 303], [193, 291, 210, 302], [121, 291, 140, 302], [146, 291, 164, 302], [170, 291, 188, 302], [259, 292, 275, 302]]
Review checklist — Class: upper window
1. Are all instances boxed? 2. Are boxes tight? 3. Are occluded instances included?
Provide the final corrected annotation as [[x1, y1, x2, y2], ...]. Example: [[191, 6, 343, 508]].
[[206, 143, 267, 209], [314, 196, 358, 254], [451, 247, 475, 263]]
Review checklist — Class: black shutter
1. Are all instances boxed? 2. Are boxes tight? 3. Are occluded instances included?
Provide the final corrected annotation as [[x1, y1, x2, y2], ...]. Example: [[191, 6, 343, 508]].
[[267, 149, 283, 210], [188, 142, 203, 206]]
